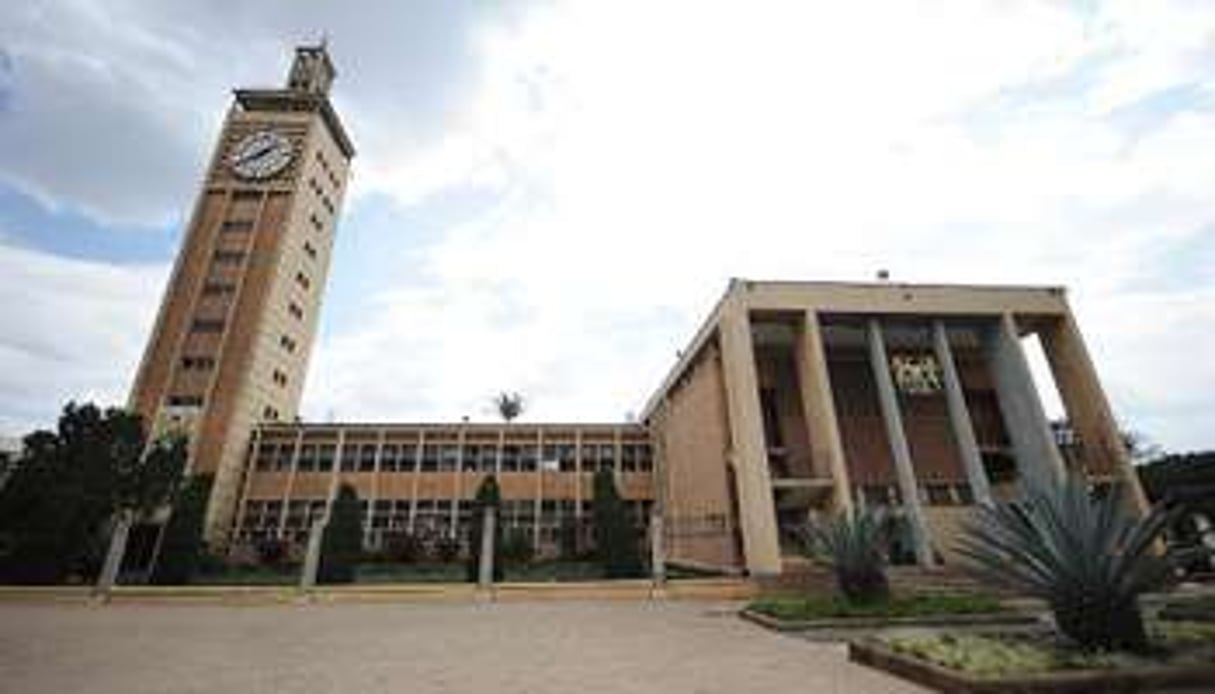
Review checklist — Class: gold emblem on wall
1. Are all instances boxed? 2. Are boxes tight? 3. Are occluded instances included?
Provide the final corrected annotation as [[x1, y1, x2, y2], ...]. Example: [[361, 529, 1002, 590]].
[[891, 354, 943, 395]]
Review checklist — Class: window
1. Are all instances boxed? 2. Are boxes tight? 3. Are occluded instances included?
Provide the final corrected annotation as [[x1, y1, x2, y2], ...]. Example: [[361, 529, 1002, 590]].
[[181, 355, 216, 370], [379, 444, 400, 472], [167, 394, 203, 407], [288, 302, 303, 320], [438, 445, 460, 472], [221, 219, 254, 234], [262, 405, 279, 421], [202, 282, 236, 297], [272, 370, 288, 387], [317, 445, 335, 472], [309, 213, 323, 232], [191, 319, 224, 333], [295, 271, 311, 291], [279, 334, 297, 353], [358, 444, 377, 472], [303, 241, 317, 259], [213, 250, 245, 265], [297, 445, 318, 472]]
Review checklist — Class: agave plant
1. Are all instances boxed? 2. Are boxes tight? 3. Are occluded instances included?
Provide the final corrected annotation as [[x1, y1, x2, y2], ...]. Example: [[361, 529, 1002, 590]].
[[955, 473, 1178, 653], [802, 508, 890, 604]]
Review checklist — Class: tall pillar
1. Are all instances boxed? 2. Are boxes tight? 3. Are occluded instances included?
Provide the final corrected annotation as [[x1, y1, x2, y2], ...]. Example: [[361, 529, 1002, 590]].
[[985, 313, 1065, 491], [931, 321, 993, 506], [794, 310, 853, 514], [718, 300, 782, 575], [866, 319, 935, 567], [1039, 313, 1150, 514]]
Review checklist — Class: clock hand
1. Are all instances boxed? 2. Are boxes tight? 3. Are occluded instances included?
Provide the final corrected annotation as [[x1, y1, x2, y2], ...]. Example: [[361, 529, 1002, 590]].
[[238, 141, 276, 165]]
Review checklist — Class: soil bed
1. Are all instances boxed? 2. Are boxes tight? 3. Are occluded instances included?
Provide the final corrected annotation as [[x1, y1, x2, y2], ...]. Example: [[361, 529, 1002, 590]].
[[851, 622, 1215, 693]]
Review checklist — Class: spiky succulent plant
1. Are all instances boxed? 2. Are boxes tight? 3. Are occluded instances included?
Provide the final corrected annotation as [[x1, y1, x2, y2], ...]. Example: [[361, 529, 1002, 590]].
[[956, 473, 1178, 653], [802, 508, 890, 604]]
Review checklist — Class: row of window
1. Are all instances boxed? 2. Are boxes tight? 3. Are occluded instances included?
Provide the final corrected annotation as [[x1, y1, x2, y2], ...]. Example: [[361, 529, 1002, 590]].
[[180, 355, 215, 371], [855, 482, 976, 507], [237, 498, 652, 545], [252, 440, 655, 474]]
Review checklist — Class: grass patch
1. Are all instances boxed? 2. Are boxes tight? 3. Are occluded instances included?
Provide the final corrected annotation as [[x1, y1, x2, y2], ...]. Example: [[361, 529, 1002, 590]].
[[748, 592, 1005, 621], [882, 622, 1215, 678], [192, 564, 300, 586], [353, 562, 466, 584]]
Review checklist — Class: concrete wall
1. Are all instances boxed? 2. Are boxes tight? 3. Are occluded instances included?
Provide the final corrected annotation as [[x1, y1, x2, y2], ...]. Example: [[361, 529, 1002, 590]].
[[650, 341, 742, 571]]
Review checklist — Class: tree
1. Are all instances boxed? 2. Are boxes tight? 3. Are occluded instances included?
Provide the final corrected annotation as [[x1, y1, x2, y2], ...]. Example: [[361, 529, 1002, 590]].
[[466, 475, 503, 582], [801, 509, 890, 604], [150, 473, 213, 585], [493, 392, 525, 423], [957, 472, 1179, 653], [317, 484, 363, 584], [591, 469, 642, 578], [0, 402, 184, 584]]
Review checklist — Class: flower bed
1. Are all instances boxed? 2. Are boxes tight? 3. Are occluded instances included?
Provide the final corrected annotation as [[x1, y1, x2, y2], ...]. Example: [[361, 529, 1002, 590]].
[[851, 622, 1215, 693], [740, 593, 1037, 632]]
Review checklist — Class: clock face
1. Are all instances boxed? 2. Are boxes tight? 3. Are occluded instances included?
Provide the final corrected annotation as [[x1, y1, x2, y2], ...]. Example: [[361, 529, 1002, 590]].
[[229, 130, 294, 180]]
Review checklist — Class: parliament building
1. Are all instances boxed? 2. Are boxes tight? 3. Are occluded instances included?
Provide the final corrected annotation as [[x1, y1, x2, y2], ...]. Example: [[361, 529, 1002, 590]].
[[129, 45, 1147, 577]]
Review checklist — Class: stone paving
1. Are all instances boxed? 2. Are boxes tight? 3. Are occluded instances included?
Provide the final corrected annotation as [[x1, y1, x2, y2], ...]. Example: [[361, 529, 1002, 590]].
[[0, 600, 924, 693]]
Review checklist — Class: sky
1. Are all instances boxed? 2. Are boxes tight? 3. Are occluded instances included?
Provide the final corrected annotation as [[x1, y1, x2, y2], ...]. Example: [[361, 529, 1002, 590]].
[[0, 1, 1213, 452]]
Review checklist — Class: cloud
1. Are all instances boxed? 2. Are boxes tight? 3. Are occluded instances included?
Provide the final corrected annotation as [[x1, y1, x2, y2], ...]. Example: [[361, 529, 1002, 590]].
[[303, 1, 1215, 451], [2, 1, 1214, 453], [0, 242, 166, 433]]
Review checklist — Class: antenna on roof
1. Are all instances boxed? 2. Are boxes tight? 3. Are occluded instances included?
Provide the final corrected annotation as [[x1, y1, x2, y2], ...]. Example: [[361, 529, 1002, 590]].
[[876, 269, 890, 281]]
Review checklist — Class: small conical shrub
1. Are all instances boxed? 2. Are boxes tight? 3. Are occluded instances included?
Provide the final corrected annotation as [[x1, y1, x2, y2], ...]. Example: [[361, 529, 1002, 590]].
[[318, 484, 363, 584]]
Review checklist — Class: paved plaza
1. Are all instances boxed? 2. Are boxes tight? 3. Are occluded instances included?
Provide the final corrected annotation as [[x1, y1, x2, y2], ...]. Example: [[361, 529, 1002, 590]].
[[0, 600, 923, 693]]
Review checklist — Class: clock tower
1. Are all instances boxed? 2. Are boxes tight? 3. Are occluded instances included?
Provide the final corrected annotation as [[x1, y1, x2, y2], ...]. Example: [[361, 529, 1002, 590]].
[[129, 43, 355, 545]]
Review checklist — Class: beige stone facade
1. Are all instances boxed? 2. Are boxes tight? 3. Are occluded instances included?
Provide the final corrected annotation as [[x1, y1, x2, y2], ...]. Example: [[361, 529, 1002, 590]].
[[643, 279, 1148, 575], [128, 45, 353, 544], [131, 47, 1146, 576]]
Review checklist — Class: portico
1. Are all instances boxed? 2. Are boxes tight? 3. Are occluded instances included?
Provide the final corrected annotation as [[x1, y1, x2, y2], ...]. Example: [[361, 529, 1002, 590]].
[[644, 279, 1146, 576]]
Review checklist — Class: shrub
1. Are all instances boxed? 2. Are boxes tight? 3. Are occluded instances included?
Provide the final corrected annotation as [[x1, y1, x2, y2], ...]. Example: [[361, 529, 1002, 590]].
[[382, 531, 425, 564], [801, 508, 890, 604], [434, 536, 461, 563], [500, 527, 535, 565], [956, 472, 1179, 653], [592, 469, 642, 578], [255, 537, 290, 566], [150, 474, 213, 584], [317, 484, 363, 584]]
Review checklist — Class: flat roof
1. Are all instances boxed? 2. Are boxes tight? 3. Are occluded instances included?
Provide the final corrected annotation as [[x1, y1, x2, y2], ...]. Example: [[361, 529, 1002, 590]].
[[638, 277, 1073, 420]]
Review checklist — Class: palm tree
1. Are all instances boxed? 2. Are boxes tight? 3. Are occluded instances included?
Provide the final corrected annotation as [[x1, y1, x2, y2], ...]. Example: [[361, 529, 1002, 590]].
[[493, 392, 524, 423], [956, 472, 1178, 653]]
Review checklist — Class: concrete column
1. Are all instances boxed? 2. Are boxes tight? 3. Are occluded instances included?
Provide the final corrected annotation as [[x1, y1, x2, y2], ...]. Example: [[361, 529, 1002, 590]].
[[1038, 313, 1150, 515], [477, 506, 496, 594], [794, 310, 853, 514], [278, 429, 304, 538], [534, 428, 544, 554], [300, 517, 324, 590], [95, 509, 134, 598], [931, 320, 993, 506], [407, 430, 424, 533], [364, 429, 385, 547], [866, 319, 935, 567], [985, 313, 1065, 491], [650, 508, 666, 588], [717, 299, 782, 575]]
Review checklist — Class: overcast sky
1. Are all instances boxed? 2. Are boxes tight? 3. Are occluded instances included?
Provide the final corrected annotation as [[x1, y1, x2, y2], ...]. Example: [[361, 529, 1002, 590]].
[[1, 1, 1213, 452]]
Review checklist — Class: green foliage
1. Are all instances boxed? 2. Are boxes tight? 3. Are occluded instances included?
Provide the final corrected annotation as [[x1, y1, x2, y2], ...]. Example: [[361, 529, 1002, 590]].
[[500, 527, 535, 565], [956, 472, 1179, 653], [381, 531, 425, 563], [801, 508, 890, 604], [748, 592, 1003, 621], [317, 484, 363, 584], [493, 392, 525, 423], [591, 469, 642, 578], [466, 475, 503, 582], [0, 402, 185, 584], [886, 634, 1058, 677], [150, 473, 213, 585]]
